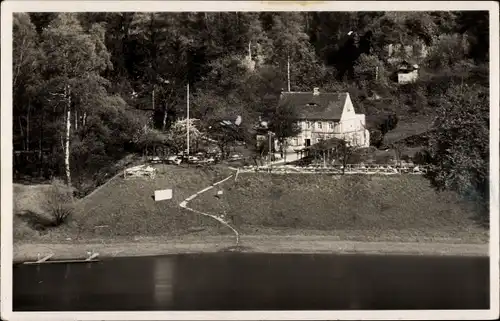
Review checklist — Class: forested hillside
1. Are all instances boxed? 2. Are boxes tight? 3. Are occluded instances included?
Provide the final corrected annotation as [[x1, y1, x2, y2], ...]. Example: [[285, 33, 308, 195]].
[[13, 11, 489, 207]]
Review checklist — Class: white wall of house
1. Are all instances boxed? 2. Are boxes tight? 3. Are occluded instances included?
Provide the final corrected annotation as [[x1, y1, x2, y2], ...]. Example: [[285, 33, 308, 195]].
[[398, 70, 418, 84], [286, 93, 370, 149], [338, 95, 370, 148]]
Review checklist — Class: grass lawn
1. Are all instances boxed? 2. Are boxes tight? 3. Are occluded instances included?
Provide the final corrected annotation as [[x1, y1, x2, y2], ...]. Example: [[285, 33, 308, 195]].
[[14, 164, 232, 242], [382, 114, 434, 146], [189, 173, 488, 244], [13, 164, 488, 246]]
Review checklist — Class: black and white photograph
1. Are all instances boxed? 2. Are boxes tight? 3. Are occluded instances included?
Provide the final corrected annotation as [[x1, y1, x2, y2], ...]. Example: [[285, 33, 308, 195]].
[[1, 1, 499, 320]]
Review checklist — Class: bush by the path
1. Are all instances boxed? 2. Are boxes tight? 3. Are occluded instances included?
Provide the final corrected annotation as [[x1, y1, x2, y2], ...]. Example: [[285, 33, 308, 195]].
[[43, 179, 76, 226]]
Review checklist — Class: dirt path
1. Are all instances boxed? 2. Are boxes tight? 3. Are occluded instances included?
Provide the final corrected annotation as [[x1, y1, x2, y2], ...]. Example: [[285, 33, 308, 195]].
[[179, 169, 240, 244], [13, 235, 488, 263]]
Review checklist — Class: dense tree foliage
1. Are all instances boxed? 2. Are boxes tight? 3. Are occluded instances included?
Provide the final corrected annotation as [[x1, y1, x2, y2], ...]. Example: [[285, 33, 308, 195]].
[[426, 84, 489, 222], [13, 11, 490, 206]]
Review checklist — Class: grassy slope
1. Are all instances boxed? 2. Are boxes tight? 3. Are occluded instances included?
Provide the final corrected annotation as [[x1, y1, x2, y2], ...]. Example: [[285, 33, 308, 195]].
[[73, 165, 233, 237], [13, 166, 488, 244], [189, 173, 488, 243], [13, 183, 52, 214], [13, 165, 232, 242], [13, 183, 56, 240], [382, 114, 434, 146]]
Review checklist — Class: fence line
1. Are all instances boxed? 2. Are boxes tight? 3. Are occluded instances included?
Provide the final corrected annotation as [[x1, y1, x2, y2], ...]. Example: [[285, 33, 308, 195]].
[[237, 164, 429, 175]]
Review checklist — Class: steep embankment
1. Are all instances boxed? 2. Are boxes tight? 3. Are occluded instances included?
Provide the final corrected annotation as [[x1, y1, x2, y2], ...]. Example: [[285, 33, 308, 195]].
[[13, 166, 488, 245], [73, 165, 232, 238], [13, 165, 233, 242], [189, 173, 488, 244], [13, 183, 54, 240]]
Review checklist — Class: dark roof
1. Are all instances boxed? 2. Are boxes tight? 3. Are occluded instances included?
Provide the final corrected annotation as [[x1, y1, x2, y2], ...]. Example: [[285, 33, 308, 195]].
[[398, 60, 419, 71], [279, 92, 348, 121]]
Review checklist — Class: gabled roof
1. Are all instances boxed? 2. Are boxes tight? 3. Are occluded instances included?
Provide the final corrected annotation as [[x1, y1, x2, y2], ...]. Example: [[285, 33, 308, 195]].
[[279, 92, 348, 121], [398, 60, 419, 71]]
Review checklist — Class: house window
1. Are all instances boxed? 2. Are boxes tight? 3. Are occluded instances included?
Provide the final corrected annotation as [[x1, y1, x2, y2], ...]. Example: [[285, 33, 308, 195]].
[[317, 122, 322, 129], [328, 122, 334, 129], [306, 121, 311, 129]]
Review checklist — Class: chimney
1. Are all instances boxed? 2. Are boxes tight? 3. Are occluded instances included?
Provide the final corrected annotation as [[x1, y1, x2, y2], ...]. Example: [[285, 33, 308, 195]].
[[313, 87, 320, 96]]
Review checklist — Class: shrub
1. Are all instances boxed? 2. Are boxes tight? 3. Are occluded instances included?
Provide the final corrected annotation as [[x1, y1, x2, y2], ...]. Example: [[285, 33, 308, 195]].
[[401, 154, 412, 162], [375, 153, 394, 164], [347, 152, 362, 164], [43, 178, 75, 226], [413, 150, 432, 165], [369, 129, 384, 148]]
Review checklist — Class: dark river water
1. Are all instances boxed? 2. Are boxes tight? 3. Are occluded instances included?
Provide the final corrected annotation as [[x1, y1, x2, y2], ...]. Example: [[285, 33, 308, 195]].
[[13, 253, 489, 311]]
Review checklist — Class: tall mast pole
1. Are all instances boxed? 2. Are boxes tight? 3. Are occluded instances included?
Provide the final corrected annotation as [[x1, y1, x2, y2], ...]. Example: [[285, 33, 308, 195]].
[[287, 55, 291, 92]]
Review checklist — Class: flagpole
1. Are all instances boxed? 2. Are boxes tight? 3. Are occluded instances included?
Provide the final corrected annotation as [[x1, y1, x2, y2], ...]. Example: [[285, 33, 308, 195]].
[[287, 55, 291, 92], [187, 82, 190, 156]]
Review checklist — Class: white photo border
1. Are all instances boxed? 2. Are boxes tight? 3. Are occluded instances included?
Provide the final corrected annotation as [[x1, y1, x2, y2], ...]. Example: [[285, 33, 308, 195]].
[[1, 1, 499, 320]]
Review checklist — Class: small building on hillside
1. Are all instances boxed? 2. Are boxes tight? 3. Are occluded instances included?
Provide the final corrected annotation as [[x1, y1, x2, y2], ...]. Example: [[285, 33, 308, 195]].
[[397, 61, 419, 84], [279, 88, 370, 150]]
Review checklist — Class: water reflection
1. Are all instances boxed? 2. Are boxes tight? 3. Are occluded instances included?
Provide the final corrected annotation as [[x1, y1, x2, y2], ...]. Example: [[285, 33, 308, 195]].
[[13, 253, 489, 311], [153, 258, 174, 308]]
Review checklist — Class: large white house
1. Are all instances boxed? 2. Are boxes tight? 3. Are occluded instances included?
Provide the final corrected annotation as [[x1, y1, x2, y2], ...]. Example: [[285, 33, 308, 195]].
[[281, 88, 370, 150]]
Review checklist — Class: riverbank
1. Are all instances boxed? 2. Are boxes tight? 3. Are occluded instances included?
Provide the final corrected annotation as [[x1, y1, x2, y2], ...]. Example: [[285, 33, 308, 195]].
[[13, 164, 489, 263], [13, 234, 488, 263]]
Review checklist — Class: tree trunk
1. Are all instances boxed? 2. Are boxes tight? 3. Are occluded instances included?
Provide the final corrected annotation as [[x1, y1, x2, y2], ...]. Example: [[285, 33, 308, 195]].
[[18, 116, 25, 151], [74, 109, 78, 131], [219, 144, 225, 160], [152, 88, 155, 113], [341, 147, 347, 175], [26, 100, 31, 151], [65, 84, 72, 186], [283, 139, 287, 163], [162, 104, 168, 131], [39, 106, 44, 177]]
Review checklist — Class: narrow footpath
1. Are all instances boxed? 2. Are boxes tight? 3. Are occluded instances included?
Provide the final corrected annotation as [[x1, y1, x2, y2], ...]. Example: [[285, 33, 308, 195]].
[[179, 169, 241, 245]]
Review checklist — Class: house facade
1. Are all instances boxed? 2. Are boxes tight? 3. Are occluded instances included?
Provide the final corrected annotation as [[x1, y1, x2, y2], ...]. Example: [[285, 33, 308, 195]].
[[280, 88, 370, 150]]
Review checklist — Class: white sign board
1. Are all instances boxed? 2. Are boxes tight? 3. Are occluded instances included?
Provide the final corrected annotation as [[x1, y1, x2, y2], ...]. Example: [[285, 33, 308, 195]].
[[155, 189, 173, 201]]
